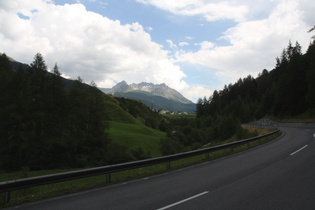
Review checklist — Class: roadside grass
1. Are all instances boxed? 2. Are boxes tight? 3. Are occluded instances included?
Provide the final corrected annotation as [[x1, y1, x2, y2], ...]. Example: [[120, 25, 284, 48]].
[[242, 126, 273, 135], [0, 128, 280, 208], [108, 121, 166, 157], [201, 126, 273, 149]]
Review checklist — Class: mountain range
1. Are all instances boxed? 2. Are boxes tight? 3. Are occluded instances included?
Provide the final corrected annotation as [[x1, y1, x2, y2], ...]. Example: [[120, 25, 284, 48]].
[[101, 81, 196, 113]]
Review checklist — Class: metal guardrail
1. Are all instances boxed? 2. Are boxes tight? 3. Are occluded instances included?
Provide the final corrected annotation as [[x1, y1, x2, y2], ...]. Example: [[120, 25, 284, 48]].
[[0, 129, 279, 203]]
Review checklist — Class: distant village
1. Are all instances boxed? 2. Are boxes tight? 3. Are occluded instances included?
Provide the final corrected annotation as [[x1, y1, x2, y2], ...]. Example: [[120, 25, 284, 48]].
[[151, 108, 190, 115]]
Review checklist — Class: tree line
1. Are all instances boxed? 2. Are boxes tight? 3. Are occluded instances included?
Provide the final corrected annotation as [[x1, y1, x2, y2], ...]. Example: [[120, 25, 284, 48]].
[[0, 53, 113, 171], [196, 40, 315, 122]]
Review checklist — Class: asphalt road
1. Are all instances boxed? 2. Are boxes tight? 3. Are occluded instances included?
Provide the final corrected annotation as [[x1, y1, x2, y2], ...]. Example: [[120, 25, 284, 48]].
[[8, 126, 315, 210]]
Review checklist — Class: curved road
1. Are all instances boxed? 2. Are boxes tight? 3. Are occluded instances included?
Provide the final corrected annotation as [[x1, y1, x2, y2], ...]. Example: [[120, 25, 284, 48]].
[[8, 127, 315, 210]]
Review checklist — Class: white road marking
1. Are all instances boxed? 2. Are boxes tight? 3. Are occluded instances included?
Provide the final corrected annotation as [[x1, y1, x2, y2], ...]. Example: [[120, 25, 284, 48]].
[[290, 145, 308, 156], [157, 191, 209, 210]]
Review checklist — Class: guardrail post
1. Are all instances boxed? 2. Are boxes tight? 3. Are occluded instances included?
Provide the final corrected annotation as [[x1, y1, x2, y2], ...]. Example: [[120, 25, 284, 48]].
[[106, 172, 111, 183], [166, 161, 171, 169], [205, 153, 210, 159], [5, 191, 10, 203]]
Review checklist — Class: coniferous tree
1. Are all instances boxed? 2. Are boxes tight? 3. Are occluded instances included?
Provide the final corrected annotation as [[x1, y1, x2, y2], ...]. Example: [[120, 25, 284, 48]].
[[53, 63, 61, 76], [196, 98, 205, 117], [306, 40, 315, 114]]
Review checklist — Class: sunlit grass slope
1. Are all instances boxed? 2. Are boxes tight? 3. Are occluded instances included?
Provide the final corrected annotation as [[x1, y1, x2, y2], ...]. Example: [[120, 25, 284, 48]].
[[108, 121, 166, 157]]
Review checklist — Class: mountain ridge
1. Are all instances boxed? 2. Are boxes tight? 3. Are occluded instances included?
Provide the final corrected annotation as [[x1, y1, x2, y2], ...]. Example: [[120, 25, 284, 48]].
[[101, 81, 195, 113], [102, 81, 193, 104]]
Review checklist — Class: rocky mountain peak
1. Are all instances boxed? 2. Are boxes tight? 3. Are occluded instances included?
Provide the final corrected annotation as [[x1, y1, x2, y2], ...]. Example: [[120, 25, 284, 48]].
[[110, 80, 131, 93], [102, 81, 193, 104]]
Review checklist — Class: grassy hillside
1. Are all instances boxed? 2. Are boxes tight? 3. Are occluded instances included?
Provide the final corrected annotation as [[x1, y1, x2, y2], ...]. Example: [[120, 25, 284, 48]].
[[101, 93, 169, 159], [102, 94, 141, 125], [108, 121, 166, 157]]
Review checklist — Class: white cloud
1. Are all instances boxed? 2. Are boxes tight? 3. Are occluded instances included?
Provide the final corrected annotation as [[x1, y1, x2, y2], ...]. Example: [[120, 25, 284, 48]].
[[166, 39, 177, 48], [146, 26, 153, 31], [176, 0, 314, 85], [198, 41, 214, 50], [135, 0, 249, 22], [179, 83, 213, 103], [0, 0, 190, 98], [179, 42, 189, 47], [298, 0, 315, 26]]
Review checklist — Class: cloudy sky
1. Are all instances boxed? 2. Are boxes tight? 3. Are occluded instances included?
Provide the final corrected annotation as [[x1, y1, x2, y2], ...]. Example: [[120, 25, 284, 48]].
[[0, 0, 314, 102]]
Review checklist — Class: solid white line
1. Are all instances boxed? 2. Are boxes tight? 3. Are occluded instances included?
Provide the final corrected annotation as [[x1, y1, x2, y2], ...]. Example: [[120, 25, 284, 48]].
[[157, 191, 209, 210], [290, 145, 308, 156]]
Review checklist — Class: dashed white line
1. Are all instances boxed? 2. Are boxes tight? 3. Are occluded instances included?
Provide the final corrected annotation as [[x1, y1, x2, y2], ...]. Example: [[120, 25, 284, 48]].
[[157, 191, 209, 210], [290, 145, 308, 156]]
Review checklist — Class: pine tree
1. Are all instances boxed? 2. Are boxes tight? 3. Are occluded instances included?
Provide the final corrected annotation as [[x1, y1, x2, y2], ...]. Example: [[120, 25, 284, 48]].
[[53, 62, 61, 76], [306, 41, 315, 114], [196, 98, 205, 117]]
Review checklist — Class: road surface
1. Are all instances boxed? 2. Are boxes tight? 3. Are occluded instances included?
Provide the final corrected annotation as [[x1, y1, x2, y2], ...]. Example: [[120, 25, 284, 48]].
[[8, 126, 315, 210]]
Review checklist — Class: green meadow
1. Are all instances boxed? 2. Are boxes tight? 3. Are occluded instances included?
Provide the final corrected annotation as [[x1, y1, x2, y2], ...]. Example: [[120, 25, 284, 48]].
[[108, 121, 166, 157]]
